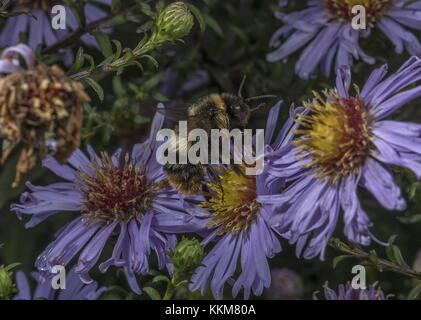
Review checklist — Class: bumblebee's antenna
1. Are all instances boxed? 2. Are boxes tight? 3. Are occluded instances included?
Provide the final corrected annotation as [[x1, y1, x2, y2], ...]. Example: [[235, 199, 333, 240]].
[[245, 94, 277, 102], [238, 75, 247, 98], [250, 103, 264, 113]]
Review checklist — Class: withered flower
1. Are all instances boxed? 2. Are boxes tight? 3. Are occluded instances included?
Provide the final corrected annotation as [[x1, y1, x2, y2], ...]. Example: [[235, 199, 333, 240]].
[[0, 44, 89, 187]]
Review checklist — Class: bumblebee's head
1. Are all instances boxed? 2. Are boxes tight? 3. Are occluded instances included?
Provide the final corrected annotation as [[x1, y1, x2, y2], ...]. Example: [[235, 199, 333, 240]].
[[221, 93, 251, 129]]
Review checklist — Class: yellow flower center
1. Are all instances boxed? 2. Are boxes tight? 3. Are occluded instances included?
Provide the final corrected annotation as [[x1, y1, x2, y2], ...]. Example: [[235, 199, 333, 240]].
[[201, 167, 260, 235], [294, 89, 372, 180], [78, 153, 158, 224], [322, 0, 393, 26]]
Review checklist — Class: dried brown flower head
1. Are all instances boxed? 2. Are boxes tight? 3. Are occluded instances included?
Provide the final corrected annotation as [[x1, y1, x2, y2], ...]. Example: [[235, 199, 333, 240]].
[[0, 63, 89, 187]]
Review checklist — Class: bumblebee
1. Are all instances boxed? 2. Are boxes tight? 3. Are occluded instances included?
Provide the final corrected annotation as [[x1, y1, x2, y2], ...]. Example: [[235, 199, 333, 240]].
[[163, 80, 274, 194]]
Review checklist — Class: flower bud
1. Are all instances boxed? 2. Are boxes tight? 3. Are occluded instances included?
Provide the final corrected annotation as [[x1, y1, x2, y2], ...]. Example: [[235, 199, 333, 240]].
[[154, 2, 194, 42], [170, 238, 204, 280], [0, 267, 15, 300]]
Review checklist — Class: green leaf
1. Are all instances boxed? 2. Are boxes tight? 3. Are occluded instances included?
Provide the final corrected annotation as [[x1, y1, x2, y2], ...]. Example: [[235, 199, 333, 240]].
[[143, 287, 161, 300], [68, 47, 85, 74], [388, 235, 398, 245], [407, 283, 421, 300], [186, 3, 206, 33], [332, 255, 353, 269], [386, 245, 409, 267], [112, 40, 123, 60], [139, 3, 154, 17], [93, 31, 113, 58], [84, 78, 104, 102], [63, 0, 86, 27], [368, 250, 378, 265], [111, 0, 121, 11], [397, 214, 421, 224], [204, 14, 223, 38], [112, 76, 126, 97], [5, 262, 20, 272], [127, 60, 144, 73], [83, 54, 96, 72], [152, 275, 170, 284], [141, 54, 159, 69]]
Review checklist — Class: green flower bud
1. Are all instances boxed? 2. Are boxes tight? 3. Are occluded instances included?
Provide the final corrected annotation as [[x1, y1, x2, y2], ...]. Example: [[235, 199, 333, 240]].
[[154, 2, 194, 42], [170, 238, 204, 280], [0, 267, 14, 300]]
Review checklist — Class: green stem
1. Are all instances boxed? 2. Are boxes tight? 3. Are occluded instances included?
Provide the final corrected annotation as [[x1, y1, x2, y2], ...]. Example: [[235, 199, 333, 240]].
[[69, 38, 161, 81], [328, 238, 421, 280], [163, 279, 176, 300]]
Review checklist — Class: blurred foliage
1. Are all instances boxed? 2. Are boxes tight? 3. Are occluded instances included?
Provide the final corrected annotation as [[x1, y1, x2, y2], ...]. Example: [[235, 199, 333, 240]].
[[0, 0, 421, 300]]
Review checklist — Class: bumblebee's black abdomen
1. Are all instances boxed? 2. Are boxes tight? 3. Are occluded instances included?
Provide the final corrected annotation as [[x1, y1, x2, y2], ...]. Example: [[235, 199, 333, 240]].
[[164, 163, 204, 194]]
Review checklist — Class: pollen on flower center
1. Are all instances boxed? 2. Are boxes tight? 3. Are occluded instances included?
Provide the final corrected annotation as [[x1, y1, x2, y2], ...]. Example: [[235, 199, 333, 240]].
[[322, 0, 393, 26], [294, 89, 372, 180], [201, 167, 260, 235], [16, 0, 59, 10], [78, 153, 157, 224]]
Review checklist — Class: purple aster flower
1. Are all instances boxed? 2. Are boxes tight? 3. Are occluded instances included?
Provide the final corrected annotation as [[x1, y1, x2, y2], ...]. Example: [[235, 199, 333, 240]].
[[267, 0, 421, 79], [14, 268, 106, 300], [269, 57, 421, 259], [0, 0, 112, 64], [11, 105, 199, 294], [187, 101, 304, 299], [313, 282, 390, 300]]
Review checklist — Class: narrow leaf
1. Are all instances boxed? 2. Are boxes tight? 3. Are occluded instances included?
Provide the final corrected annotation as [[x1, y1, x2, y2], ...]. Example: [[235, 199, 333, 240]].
[[143, 287, 161, 300], [84, 78, 104, 102]]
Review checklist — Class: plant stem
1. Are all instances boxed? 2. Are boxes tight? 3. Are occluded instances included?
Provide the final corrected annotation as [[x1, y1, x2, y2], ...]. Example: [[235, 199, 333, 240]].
[[328, 238, 421, 280], [163, 280, 176, 300], [68, 37, 160, 81]]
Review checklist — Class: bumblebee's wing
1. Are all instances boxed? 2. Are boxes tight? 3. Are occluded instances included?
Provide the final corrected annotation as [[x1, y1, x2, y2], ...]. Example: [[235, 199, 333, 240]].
[[156, 105, 189, 122]]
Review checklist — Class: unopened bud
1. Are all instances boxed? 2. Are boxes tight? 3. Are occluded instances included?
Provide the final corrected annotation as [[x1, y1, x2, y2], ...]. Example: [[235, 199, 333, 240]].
[[154, 2, 194, 42], [170, 238, 204, 280], [0, 267, 15, 300]]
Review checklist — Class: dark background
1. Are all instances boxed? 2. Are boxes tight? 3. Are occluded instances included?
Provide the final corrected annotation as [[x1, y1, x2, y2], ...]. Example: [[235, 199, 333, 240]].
[[1, 0, 421, 300]]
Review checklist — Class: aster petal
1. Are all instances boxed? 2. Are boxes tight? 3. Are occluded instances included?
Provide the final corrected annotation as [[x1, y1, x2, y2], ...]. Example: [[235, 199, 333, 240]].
[[361, 157, 406, 211], [76, 222, 118, 283], [35, 219, 102, 273], [339, 173, 373, 245], [372, 135, 421, 178], [42, 156, 77, 181], [1, 43, 35, 69], [14, 271, 32, 300]]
